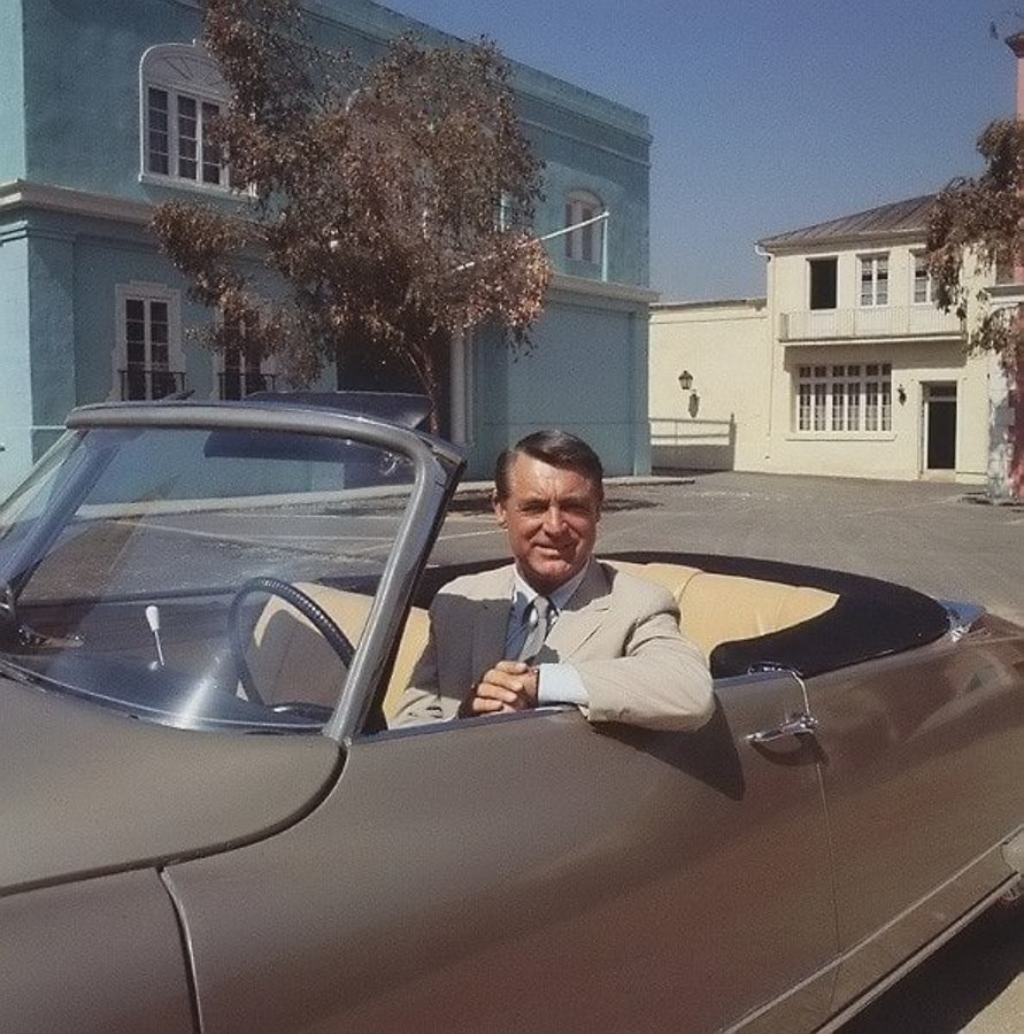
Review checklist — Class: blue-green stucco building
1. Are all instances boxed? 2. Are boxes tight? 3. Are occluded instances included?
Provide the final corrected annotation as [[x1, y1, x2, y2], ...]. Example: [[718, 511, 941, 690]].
[[0, 0, 654, 493]]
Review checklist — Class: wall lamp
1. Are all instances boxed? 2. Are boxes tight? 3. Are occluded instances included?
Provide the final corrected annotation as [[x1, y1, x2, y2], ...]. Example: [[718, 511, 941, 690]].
[[897, 385, 907, 405], [678, 370, 694, 392]]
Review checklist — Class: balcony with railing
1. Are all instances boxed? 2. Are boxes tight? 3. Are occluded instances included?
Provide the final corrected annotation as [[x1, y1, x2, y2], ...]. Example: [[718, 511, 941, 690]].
[[218, 371, 277, 400], [779, 305, 963, 344], [119, 367, 186, 400]]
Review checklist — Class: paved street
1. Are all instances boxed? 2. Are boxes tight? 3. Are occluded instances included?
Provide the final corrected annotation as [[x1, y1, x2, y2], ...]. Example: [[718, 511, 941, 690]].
[[443, 469, 1024, 626], [438, 468, 1023, 1034], [620, 472, 1024, 628]]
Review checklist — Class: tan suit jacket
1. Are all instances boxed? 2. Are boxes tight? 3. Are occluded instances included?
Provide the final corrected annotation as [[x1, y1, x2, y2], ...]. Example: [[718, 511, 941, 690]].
[[391, 560, 713, 731]]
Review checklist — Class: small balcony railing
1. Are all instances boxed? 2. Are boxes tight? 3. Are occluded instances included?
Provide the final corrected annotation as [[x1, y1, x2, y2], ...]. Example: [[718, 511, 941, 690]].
[[218, 371, 277, 400], [780, 305, 962, 343], [119, 367, 186, 400]]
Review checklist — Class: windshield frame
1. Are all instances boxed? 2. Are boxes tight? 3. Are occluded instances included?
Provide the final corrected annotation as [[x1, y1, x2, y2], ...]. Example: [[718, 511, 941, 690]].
[[9, 400, 466, 743]]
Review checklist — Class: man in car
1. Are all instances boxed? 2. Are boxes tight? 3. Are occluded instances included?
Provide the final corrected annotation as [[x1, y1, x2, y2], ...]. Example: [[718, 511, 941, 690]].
[[391, 429, 713, 730]]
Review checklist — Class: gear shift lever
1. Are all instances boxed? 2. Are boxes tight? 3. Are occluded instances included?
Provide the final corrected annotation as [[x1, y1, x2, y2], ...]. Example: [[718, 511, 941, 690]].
[[145, 604, 166, 668]]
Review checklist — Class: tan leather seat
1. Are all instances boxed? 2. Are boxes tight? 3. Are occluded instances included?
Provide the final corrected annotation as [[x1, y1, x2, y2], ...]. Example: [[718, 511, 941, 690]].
[[246, 583, 429, 715], [382, 606, 429, 719], [248, 564, 837, 720], [608, 561, 837, 661], [677, 572, 837, 661]]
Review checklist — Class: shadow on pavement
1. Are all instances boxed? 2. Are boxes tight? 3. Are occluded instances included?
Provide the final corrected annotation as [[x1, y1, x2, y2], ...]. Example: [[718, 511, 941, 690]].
[[841, 906, 1023, 1032]]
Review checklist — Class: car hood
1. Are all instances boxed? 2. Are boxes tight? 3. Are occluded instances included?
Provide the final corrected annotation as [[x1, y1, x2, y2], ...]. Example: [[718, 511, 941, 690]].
[[0, 675, 340, 895]]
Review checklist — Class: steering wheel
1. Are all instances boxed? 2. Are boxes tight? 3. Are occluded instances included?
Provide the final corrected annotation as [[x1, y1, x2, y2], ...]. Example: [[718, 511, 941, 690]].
[[229, 576, 356, 705]]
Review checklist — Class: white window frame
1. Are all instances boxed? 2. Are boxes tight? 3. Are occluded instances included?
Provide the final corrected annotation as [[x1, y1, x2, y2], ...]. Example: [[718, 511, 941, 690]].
[[112, 283, 185, 401], [794, 361, 892, 435], [912, 251, 935, 305], [564, 190, 604, 264], [859, 253, 889, 307], [140, 43, 233, 192]]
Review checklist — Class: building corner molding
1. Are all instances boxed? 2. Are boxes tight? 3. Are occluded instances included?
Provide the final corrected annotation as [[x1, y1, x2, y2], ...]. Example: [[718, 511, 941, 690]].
[[0, 179, 154, 226]]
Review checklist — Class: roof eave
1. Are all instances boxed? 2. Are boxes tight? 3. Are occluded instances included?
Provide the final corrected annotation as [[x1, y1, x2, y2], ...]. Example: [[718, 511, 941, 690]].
[[760, 226, 930, 254]]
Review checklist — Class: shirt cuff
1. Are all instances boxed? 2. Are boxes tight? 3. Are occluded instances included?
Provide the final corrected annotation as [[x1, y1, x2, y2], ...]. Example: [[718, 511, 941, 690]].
[[535, 663, 589, 707]]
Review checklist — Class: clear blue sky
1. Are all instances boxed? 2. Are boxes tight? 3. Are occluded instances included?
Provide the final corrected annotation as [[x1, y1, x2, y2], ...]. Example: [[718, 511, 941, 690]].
[[383, 0, 1018, 302]]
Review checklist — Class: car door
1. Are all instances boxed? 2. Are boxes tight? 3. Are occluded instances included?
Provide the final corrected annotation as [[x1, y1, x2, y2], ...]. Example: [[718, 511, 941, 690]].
[[167, 672, 839, 1034], [803, 631, 1024, 1009]]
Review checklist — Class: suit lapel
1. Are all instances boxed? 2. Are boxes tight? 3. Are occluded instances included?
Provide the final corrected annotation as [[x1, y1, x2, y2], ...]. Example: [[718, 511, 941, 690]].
[[470, 566, 515, 675], [543, 560, 611, 662]]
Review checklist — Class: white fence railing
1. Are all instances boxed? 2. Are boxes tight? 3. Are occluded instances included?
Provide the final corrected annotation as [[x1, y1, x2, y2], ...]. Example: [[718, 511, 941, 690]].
[[650, 417, 736, 471]]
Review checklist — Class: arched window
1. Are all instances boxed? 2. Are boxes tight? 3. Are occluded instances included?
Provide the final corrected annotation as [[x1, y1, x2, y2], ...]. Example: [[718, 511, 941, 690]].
[[564, 190, 604, 264], [140, 43, 232, 190]]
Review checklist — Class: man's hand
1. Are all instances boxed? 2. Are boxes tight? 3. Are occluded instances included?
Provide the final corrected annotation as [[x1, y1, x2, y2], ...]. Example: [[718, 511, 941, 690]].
[[459, 660, 539, 717]]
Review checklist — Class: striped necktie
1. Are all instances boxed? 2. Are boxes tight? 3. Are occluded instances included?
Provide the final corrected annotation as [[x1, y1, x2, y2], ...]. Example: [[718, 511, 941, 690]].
[[516, 595, 552, 662]]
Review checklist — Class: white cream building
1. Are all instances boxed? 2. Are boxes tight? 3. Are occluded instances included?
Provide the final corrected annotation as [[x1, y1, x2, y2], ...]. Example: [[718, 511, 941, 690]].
[[650, 195, 1010, 485]]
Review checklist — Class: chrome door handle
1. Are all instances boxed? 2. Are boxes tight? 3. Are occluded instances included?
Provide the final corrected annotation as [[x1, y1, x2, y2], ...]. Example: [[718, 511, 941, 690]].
[[747, 713, 818, 745]]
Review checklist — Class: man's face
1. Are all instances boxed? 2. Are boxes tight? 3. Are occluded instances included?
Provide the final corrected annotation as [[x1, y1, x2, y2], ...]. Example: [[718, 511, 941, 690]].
[[493, 453, 602, 595]]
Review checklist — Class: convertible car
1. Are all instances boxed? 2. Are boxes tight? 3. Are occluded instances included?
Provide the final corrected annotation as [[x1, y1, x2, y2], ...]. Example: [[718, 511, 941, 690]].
[[0, 396, 1020, 1034]]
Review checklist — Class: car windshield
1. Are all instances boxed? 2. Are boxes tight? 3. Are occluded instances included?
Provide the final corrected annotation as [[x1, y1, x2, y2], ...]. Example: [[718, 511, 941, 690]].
[[0, 417, 425, 734]]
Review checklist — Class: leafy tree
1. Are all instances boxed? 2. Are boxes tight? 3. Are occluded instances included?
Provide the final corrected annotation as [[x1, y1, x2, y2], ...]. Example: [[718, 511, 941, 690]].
[[927, 118, 1024, 497], [152, 0, 551, 430], [927, 120, 1024, 352]]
